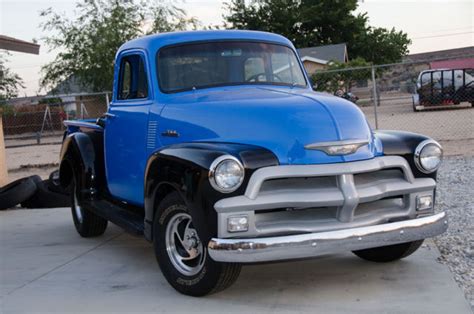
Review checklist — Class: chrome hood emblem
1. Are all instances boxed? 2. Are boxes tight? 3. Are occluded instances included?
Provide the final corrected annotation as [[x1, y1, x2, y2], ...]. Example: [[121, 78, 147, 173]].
[[304, 139, 369, 155]]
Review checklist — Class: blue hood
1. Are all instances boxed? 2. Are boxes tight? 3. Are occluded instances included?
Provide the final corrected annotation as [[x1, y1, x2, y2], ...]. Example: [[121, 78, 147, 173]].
[[158, 86, 380, 165]]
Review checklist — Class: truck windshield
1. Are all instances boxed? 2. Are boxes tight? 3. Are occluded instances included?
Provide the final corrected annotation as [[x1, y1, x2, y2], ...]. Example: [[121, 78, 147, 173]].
[[157, 41, 307, 93]]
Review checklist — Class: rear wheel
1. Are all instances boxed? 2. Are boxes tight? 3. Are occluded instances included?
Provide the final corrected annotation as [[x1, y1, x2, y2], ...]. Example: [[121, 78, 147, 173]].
[[153, 192, 241, 296], [352, 240, 424, 263], [71, 180, 107, 237]]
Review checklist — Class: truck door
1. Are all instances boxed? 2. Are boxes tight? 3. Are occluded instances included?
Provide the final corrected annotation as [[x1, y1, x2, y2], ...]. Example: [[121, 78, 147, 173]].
[[104, 51, 152, 206]]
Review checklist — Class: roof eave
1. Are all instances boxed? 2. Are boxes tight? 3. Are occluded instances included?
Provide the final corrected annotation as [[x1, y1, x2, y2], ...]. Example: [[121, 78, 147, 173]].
[[0, 35, 40, 55], [301, 56, 330, 64]]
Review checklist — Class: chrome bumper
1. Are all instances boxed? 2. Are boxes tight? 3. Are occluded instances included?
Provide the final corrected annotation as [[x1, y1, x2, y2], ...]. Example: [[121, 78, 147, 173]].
[[208, 212, 447, 263]]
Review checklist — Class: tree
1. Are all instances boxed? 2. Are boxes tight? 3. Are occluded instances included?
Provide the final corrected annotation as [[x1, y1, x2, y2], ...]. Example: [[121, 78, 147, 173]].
[[0, 52, 25, 104], [311, 58, 371, 93], [40, 0, 198, 92], [352, 27, 411, 65], [224, 0, 410, 64]]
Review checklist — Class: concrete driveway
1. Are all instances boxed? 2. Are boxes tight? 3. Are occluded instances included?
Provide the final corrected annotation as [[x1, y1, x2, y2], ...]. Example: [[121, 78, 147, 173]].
[[1, 208, 471, 314]]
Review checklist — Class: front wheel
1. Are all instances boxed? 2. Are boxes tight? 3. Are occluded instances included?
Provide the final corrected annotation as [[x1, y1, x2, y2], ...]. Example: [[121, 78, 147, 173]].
[[153, 192, 241, 296], [352, 240, 424, 263]]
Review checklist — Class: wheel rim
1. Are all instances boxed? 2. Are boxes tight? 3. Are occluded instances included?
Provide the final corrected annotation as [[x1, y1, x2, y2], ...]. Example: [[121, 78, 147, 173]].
[[165, 212, 206, 276], [73, 189, 83, 224]]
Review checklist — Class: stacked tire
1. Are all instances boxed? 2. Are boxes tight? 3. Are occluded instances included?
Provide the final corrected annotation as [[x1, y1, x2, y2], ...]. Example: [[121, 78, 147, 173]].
[[0, 171, 70, 210], [0, 177, 37, 210]]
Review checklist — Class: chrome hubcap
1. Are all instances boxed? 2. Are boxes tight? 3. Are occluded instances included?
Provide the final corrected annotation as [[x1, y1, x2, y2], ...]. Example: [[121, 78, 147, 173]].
[[73, 189, 83, 224], [165, 212, 206, 276]]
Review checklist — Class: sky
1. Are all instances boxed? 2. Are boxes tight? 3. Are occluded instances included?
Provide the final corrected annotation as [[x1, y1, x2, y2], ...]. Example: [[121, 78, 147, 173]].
[[1, 0, 473, 96]]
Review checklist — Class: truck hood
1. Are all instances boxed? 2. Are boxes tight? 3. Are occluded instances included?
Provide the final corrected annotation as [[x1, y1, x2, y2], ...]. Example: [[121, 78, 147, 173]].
[[158, 86, 380, 165]]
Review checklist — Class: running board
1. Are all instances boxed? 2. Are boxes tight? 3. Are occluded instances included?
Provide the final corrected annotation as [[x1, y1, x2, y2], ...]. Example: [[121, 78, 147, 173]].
[[82, 199, 144, 236]]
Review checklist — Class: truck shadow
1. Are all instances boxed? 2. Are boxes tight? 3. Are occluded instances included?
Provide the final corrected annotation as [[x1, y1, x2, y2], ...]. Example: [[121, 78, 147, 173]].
[[107, 231, 422, 301]]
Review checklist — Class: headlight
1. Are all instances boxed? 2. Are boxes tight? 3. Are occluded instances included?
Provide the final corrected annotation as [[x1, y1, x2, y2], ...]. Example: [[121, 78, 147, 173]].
[[209, 155, 244, 193], [414, 139, 443, 173]]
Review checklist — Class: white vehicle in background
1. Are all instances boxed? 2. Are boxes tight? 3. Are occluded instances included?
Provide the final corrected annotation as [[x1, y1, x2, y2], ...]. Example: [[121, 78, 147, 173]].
[[412, 68, 474, 111]]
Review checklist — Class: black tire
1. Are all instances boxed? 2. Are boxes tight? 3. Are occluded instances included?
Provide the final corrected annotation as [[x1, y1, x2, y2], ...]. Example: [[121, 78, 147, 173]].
[[153, 192, 241, 296], [353, 240, 424, 263], [0, 176, 38, 210], [70, 179, 107, 237], [21, 176, 71, 208]]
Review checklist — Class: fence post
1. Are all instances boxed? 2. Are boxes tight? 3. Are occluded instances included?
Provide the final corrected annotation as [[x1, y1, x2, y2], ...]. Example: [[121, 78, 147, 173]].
[[79, 96, 89, 119], [105, 92, 110, 109], [80, 96, 84, 119], [371, 66, 379, 129], [0, 115, 8, 186]]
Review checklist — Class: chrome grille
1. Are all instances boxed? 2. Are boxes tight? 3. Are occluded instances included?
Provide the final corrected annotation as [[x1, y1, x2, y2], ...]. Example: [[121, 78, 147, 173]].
[[214, 156, 436, 238]]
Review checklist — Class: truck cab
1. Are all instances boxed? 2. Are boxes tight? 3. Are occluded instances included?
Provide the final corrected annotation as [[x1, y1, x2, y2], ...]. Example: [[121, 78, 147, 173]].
[[59, 30, 447, 296]]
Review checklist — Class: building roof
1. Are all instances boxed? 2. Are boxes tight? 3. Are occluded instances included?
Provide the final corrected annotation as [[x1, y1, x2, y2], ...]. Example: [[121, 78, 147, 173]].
[[0, 35, 40, 54], [404, 46, 474, 62], [297, 43, 348, 64], [430, 57, 474, 70]]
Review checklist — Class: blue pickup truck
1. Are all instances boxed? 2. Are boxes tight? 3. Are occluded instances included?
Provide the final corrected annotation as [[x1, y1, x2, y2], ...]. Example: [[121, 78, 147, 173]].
[[59, 30, 447, 296]]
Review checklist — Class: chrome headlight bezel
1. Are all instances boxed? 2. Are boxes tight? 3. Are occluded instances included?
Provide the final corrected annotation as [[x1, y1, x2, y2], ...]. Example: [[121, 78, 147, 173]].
[[414, 139, 443, 174], [209, 155, 245, 193]]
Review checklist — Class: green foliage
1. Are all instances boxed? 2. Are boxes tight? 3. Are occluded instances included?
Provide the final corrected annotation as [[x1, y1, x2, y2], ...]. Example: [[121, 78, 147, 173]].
[[224, 0, 411, 64], [0, 104, 16, 116], [311, 58, 371, 92], [40, 0, 198, 92], [0, 52, 25, 104], [38, 97, 63, 105], [351, 27, 411, 64]]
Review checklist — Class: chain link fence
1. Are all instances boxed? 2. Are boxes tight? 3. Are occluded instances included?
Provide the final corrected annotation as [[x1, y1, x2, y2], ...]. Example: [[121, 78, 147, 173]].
[[2, 92, 110, 182], [2, 92, 110, 148], [312, 58, 474, 143]]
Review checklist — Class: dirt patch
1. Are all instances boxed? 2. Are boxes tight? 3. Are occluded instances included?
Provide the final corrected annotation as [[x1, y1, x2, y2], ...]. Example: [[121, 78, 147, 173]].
[[439, 139, 474, 157], [7, 166, 57, 183]]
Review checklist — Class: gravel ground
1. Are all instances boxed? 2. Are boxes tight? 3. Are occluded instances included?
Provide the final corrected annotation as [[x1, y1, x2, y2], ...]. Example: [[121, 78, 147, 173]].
[[8, 165, 58, 182], [5, 143, 60, 171], [435, 156, 474, 309], [360, 101, 474, 141]]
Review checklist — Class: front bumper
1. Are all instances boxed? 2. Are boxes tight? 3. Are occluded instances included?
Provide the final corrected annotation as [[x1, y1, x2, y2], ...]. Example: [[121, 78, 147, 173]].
[[208, 212, 447, 263]]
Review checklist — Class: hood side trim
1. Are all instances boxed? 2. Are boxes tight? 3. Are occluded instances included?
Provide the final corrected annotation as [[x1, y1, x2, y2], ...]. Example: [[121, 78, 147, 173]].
[[304, 139, 369, 155]]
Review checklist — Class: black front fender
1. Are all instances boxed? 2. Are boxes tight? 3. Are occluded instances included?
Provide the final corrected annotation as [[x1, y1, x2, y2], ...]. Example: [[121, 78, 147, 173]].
[[143, 142, 278, 242], [375, 130, 438, 179], [59, 130, 105, 199]]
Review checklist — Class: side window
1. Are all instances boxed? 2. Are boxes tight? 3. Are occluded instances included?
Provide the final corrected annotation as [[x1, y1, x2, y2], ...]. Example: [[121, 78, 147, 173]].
[[118, 54, 148, 100], [120, 61, 132, 99]]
